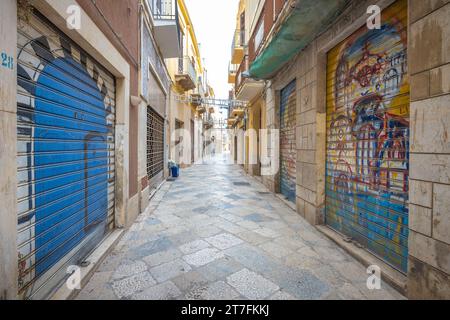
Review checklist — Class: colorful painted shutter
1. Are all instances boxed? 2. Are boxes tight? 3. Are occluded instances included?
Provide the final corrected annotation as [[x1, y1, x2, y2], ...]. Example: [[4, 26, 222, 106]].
[[17, 10, 116, 298], [280, 80, 297, 203], [325, 0, 409, 272]]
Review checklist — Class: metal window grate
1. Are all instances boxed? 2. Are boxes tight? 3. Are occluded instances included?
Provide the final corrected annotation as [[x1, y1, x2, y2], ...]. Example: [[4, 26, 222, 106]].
[[147, 107, 165, 181]]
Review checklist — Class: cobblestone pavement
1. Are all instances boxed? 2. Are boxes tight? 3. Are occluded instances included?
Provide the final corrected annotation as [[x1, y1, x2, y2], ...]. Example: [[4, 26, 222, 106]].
[[76, 154, 405, 300]]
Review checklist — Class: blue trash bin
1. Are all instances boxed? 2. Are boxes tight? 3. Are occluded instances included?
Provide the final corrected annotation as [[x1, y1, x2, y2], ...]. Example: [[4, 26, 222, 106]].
[[171, 165, 179, 178]]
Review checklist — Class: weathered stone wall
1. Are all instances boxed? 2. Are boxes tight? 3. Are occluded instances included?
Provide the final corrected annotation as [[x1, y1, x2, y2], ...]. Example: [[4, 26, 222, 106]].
[[407, 0, 450, 299], [261, 0, 450, 298]]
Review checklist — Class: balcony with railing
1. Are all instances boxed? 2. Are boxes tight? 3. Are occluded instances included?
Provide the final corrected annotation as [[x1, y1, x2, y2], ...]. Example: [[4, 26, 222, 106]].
[[228, 62, 238, 84], [191, 77, 205, 108], [175, 56, 197, 92], [147, 0, 181, 58], [235, 55, 264, 101], [231, 29, 245, 65], [203, 112, 214, 129], [248, 0, 287, 63]]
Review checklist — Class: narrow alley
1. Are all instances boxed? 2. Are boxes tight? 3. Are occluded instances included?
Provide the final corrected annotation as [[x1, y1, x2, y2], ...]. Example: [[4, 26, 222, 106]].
[[76, 155, 403, 300], [2, 0, 450, 304]]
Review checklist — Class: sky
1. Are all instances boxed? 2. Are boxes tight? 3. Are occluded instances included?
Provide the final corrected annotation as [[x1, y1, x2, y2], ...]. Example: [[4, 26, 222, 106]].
[[184, 0, 240, 102]]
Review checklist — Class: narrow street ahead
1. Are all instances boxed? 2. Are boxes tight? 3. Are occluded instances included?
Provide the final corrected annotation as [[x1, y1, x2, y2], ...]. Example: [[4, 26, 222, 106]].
[[77, 154, 404, 300]]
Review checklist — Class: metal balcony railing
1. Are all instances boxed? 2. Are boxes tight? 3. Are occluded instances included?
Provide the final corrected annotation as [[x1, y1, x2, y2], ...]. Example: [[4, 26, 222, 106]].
[[148, 0, 178, 20], [178, 56, 197, 85], [229, 62, 238, 75], [231, 29, 246, 54], [235, 55, 248, 93], [203, 112, 214, 128]]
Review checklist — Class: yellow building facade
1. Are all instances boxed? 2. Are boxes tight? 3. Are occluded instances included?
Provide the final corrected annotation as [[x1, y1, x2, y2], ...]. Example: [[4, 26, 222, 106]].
[[167, 0, 212, 167]]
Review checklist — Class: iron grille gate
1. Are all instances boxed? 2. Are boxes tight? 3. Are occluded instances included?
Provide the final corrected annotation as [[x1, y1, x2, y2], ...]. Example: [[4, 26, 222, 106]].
[[280, 80, 297, 203], [17, 9, 116, 299], [325, 0, 409, 272], [147, 107, 165, 185]]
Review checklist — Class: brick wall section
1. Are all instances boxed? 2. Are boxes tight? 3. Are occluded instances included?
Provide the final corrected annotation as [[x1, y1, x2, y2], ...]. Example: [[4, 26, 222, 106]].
[[407, 0, 450, 299]]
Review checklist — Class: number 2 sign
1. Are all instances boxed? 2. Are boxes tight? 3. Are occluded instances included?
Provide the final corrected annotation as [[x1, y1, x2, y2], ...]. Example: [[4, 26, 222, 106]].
[[1, 51, 14, 70]]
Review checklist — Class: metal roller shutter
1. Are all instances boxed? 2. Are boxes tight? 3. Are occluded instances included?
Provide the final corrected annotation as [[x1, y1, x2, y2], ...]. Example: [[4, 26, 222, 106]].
[[280, 80, 297, 203], [17, 9, 116, 298], [147, 107, 165, 186], [325, 0, 409, 272]]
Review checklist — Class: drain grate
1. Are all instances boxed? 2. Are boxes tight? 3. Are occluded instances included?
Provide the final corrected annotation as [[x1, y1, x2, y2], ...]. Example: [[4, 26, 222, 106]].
[[257, 191, 271, 195], [233, 182, 251, 186]]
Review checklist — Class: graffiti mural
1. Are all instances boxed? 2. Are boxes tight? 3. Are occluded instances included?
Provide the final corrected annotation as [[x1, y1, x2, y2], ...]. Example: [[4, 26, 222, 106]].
[[325, 0, 409, 272], [280, 80, 297, 203], [16, 11, 115, 298]]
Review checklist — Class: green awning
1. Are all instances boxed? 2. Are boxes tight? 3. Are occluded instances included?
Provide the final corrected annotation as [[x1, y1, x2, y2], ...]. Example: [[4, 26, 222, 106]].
[[249, 0, 351, 79]]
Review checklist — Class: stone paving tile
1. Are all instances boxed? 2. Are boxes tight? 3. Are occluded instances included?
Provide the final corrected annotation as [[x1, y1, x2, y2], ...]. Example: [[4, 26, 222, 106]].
[[243, 213, 269, 222], [297, 246, 321, 259], [227, 269, 279, 300], [224, 244, 281, 276], [127, 236, 174, 260], [172, 271, 209, 292], [259, 242, 294, 259], [183, 248, 225, 267], [179, 240, 211, 254], [216, 220, 247, 235], [267, 267, 330, 300], [112, 260, 148, 280], [268, 290, 296, 300], [219, 213, 242, 223], [225, 194, 243, 201], [143, 248, 183, 267], [77, 155, 405, 300], [309, 264, 348, 288], [185, 281, 240, 300], [111, 271, 156, 299], [131, 281, 182, 300], [313, 246, 349, 263], [149, 259, 192, 283], [331, 283, 367, 300], [259, 220, 289, 230], [283, 252, 322, 271], [145, 217, 162, 225], [167, 231, 199, 246], [236, 220, 260, 230], [192, 225, 222, 238], [253, 227, 281, 238], [274, 236, 306, 251], [198, 257, 244, 282], [96, 250, 125, 273], [205, 233, 244, 250], [235, 231, 270, 245], [75, 271, 116, 300]]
